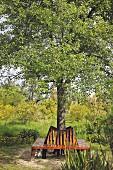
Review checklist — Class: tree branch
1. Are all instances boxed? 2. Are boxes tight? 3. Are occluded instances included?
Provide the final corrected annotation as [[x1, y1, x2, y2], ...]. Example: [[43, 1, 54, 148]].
[[87, 7, 96, 19]]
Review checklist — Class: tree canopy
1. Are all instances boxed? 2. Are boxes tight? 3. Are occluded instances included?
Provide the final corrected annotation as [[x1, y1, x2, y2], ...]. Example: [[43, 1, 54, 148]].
[[0, 0, 113, 129]]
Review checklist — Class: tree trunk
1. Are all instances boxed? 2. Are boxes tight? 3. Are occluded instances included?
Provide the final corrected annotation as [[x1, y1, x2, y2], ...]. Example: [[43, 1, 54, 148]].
[[57, 79, 66, 130]]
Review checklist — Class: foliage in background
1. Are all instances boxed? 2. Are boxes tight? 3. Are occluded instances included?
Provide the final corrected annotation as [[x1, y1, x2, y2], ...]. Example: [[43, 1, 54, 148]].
[[38, 97, 57, 119], [69, 102, 90, 121], [0, 84, 25, 106], [103, 106, 113, 155], [0, 100, 15, 120], [14, 101, 38, 124], [14, 97, 57, 123]]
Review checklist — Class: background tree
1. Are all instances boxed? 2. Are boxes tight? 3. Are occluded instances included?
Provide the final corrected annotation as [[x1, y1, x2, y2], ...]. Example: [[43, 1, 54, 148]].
[[1, 0, 113, 130], [69, 102, 90, 121], [0, 83, 25, 106]]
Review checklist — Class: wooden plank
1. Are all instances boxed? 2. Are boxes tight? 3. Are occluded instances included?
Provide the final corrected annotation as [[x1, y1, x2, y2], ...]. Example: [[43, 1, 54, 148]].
[[57, 131, 59, 145], [47, 134, 49, 145], [54, 131, 56, 145], [32, 138, 45, 146], [32, 144, 90, 150], [49, 131, 52, 145], [70, 129, 72, 145], [60, 131, 62, 145], [66, 130, 69, 145], [64, 131, 66, 145]]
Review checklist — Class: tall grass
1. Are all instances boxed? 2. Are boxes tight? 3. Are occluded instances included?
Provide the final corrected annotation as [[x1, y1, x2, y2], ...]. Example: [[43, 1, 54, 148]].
[[61, 150, 113, 170]]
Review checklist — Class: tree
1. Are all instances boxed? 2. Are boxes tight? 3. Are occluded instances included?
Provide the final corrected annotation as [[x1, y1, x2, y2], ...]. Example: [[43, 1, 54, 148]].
[[69, 102, 90, 121], [1, 0, 113, 130], [14, 101, 38, 124], [0, 83, 25, 106]]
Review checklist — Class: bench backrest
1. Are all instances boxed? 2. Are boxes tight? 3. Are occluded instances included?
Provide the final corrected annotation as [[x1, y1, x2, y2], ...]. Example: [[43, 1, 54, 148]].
[[44, 126, 78, 146]]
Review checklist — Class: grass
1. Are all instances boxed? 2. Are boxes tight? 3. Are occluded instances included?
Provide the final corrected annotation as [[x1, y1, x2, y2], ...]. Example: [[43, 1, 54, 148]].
[[0, 164, 50, 170], [0, 164, 38, 170], [0, 119, 56, 138], [90, 142, 110, 151], [0, 145, 52, 170]]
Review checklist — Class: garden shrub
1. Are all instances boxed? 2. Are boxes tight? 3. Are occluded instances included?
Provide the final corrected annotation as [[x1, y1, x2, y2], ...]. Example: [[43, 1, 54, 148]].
[[18, 129, 40, 144], [0, 136, 17, 146]]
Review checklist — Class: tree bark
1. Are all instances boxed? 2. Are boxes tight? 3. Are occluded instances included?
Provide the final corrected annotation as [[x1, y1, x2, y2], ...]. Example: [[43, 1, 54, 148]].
[[57, 79, 66, 130]]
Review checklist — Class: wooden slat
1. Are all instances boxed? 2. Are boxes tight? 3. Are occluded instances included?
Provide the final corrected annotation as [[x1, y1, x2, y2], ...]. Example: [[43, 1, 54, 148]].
[[49, 131, 52, 145], [54, 131, 56, 145], [47, 134, 49, 145], [64, 131, 66, 145], [70, 129, 72, 145], [66, 130, 69, 145], [57, 131, 59, 145], [60, 131, 62, 145]]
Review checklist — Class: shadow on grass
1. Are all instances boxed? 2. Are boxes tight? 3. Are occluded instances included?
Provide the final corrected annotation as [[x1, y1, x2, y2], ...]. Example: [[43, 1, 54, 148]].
[[0, 145, 31, 164]]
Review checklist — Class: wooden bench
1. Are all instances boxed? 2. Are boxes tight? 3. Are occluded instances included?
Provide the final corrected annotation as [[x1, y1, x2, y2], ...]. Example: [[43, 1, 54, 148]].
[[31, 126, 90, 159]]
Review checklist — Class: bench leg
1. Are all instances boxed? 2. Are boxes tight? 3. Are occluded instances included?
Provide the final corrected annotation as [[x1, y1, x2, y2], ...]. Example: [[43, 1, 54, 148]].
[[42, 149, 47, 159], [77, 150, 80, 155], [57, 149, 60, 156], [61, 149, 64, 155], [31, 148, 36, 160]]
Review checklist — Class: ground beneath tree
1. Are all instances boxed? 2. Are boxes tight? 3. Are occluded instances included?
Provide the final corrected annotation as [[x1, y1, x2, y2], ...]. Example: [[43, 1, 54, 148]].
[[0, 147, 65, 170]]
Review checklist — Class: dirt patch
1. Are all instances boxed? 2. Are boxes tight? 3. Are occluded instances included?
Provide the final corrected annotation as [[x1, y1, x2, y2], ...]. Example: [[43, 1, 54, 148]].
[[17, 148, 64, 170], [0, 147, 65, 170]]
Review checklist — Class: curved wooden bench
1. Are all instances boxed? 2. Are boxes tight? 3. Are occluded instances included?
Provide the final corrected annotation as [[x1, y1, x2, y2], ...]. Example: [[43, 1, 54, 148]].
[[31, 126, 90, 159]]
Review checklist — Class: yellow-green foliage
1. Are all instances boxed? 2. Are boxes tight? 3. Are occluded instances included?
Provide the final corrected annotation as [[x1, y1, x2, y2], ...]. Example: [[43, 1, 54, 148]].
[[14, 101, 38, 123], [13, 97, 57, 123], [0, 100, 4, 119], [0, 100, 14, 120], [0, 85, 25, 106], [0, 95, 57, 123], [86, 95, 109, 120], [69, 102, 90, 121], [38, 98, 57, 119]]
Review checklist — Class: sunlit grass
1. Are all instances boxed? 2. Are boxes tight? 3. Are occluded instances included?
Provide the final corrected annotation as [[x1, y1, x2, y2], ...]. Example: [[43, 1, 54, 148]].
[[0, 164, 50, 170]]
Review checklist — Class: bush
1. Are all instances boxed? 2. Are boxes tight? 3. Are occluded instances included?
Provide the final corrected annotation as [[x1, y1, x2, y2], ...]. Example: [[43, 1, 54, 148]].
[[19, 129, 40, 144], [61, 150, 112, 170], [0, 136, 17, 146]]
